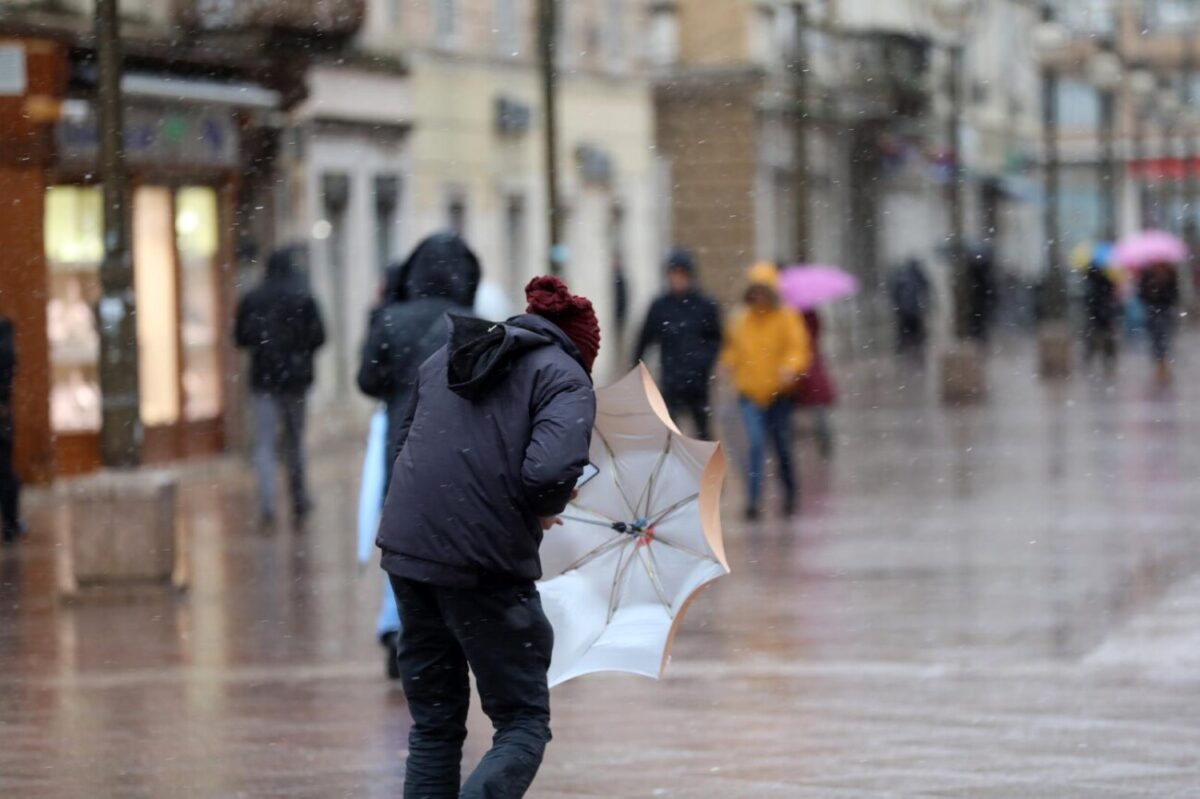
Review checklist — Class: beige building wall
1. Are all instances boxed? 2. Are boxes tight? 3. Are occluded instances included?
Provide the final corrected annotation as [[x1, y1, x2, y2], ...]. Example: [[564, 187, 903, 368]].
[[676, 0, 752, 66]]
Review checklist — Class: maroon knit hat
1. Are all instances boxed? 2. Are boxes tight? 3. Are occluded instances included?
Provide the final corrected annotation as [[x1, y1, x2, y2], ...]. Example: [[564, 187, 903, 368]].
[[525, 276, 601, 373]]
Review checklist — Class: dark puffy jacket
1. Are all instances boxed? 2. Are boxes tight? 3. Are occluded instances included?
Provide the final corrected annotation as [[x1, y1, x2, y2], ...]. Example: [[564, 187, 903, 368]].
[[1139, 267, 1179, 313], [234, 246, 326, 394], [377, 313, 596, 588], [357, 233, 481, 469], [632, 290, 721, 397]]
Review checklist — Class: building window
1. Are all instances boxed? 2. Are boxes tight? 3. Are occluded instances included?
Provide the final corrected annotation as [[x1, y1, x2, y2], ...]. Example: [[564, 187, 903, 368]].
[[504, 194, 527, 296], [321, 173, 352, 395], [375, 175, 401, 273], [556, 1, 574, 67], [749, 3, 778, 66], [647, 2, 678, 66], [603, 0, 626, 68], [1056, 77, 1100, 130], [435, 0, 457, 46], [494, 0, 520, 55], [447, 191, 468, 236]]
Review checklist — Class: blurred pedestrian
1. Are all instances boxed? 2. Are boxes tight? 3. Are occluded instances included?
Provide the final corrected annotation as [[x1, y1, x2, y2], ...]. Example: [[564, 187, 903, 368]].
[[793, 309, 836, 459], [0, 316, 24, 543], [721, 262, 812, 520], [234, 245, 326, 528], [1082, 261, 1119, 371], [357, 232, 480, 483], [966, 247, 997, 342], [633, 248, 722, 439], [378, 275, 598, 799], [1138, 261, 1180, 383], [356, 263, 410, 679], [890, 258, 930, 354]]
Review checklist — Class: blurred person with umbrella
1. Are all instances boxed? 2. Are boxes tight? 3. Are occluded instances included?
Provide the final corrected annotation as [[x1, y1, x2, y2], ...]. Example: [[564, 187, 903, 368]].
[[720, 262, 811, 520], [632, 248, 722, 439], [234, 245, 327, 528], [1113, 230, 1186, 382], [1081, 254, 1120, 372], [889, 258, 932, 354], [778, 264, 858, 460], [377, 276, 598, 798]]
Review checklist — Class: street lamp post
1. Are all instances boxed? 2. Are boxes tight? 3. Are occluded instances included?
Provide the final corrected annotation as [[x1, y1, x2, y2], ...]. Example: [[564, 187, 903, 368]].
[[1089, 41, 1123, 243], [95, 0, 141, 466], [537, 0, 563, 275], [1034, 6, 1071, 378], [1129, 66, 1158, 229]]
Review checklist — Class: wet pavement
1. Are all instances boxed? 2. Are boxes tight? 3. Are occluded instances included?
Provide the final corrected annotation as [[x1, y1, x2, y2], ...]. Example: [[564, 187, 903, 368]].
[[3, 334, 1200, 797]]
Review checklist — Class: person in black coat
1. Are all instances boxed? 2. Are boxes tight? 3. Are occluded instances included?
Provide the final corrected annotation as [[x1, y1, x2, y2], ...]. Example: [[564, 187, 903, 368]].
[[1082, 262, 1119, 370], [0, 316, 23, 542], [1138, 261, 1180, 382], [357, 232, 480, 481], [632, 248, 721, 439], [378, 276, 599, 799], [234, 245, 326, 526]]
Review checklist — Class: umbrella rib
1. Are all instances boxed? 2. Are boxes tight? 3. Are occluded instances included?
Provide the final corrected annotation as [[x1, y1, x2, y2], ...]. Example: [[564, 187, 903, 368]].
[[653, 535, 716, 563], [636, 434, 673, 519], [639, 545, 675, 619], [561, 534, 628, 573], [607, 540, 637, 624], [596, 430, 639, 517], [648, 492, 700, 527], [560, 513, 619, 529], [566, 503, 621, 523]]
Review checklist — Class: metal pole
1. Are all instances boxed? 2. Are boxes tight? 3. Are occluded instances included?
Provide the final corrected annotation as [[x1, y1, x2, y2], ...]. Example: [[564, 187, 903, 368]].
[[95, 0, 141, 467], [538, 0, 563, 275], [1042, 63, 1066, 321], [790, 3, 810, 262], [948, 44, 968, 339], [1099, 88, 1118, 241]]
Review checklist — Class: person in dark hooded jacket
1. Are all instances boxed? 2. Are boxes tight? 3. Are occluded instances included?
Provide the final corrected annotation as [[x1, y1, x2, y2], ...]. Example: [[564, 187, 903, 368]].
[[633, 248, 721, 439], [234, 245, 326, 526], [357, 232, 481, 479], [377, 275, 599, 799]]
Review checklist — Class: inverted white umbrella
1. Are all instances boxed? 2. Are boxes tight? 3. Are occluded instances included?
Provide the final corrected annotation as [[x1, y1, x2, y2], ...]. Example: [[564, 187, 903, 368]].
[[538, 365, 729, 687]]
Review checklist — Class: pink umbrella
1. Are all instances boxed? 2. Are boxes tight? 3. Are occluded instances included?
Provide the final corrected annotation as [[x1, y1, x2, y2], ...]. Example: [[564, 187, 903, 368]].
[[1112, 230, 1188, 270], [779, 264, 860, 310]]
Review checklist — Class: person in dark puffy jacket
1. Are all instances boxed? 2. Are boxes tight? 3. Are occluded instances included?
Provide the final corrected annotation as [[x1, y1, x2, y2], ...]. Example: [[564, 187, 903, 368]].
[[357, 232, 480, 481], [234, 245, 326, 527], [378, 276, 599, 799], [632, 248, 721, 439]]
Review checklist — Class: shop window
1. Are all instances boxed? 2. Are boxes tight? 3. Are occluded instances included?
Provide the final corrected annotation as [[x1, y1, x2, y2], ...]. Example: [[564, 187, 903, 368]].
[[176, 187, 222, 421], [45, 186, 103, 433], [133, 186, 181, 428]]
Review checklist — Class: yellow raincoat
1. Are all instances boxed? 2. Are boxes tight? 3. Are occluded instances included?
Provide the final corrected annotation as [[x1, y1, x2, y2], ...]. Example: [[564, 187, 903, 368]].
[[720, 264, 812, 407]]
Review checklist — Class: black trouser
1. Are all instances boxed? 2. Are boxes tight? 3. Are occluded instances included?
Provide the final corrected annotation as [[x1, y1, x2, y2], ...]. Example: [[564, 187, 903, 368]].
[[0, 408, 19, 535], [664, 388, 711, 440], [389, 575, 554, 799]]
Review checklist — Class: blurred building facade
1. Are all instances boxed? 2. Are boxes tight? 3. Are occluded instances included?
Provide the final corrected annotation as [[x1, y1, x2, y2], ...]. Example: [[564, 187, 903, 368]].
[[0, 0, 359, 480], [280, 0, 662, 404], [1039, 0, 1200, 290], [654, 0, 1044, 348]]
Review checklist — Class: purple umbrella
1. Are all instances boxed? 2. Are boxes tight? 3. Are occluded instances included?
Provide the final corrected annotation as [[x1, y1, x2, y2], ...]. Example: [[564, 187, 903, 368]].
[[1112, 230, 1188, 270], [779, 264, 860, 310]]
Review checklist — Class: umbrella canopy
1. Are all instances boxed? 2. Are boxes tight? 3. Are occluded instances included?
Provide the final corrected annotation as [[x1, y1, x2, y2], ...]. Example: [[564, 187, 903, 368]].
[[537, 365, 728, 687], [1112, 230, 1187, 270], [1069, 240, 1114, 271], [779, 264, 860, 309]]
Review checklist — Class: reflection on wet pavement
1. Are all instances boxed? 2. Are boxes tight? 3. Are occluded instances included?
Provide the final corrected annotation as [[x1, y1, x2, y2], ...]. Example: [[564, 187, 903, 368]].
[[3, 337, 1200, 797]]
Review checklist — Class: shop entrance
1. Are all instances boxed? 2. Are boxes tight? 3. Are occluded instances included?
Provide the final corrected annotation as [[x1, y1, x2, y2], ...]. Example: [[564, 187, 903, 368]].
[[45, 184, 226, 472]]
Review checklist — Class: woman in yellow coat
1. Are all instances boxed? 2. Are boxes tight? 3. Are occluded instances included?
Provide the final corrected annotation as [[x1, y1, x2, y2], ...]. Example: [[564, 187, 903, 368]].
[[720, 262, 812, 520]]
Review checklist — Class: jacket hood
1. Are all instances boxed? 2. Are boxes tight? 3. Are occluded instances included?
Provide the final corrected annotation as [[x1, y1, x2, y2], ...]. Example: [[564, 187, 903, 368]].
[[402, 233, 481, 306], [447, 313, 588, 400], [381, 261, 410, 306], [266, 244, 308, 283]]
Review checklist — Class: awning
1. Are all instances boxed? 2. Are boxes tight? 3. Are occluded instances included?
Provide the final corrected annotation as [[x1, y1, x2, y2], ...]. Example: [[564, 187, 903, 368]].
[[121, 73, 280, 110]]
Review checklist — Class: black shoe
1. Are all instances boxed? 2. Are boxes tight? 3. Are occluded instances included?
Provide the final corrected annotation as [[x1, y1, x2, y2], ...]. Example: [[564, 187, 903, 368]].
[[257, 511, 276, 531], [743, 506, 760, 522], [2, 521, 25, 543], [292, 498, 313, 524], [381, 631, 401, 680], [782, 496, 797, 518]]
